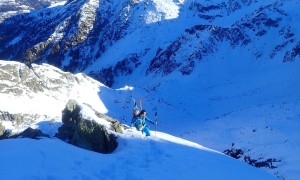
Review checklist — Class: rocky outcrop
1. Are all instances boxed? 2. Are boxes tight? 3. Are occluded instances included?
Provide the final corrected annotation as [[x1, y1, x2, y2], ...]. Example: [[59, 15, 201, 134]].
[[0, 61, 103, 102], [0, 127, 49, 140], [223, 143, 281, 170], [0, 123, 5, 137], [147, 24, 250, 76], [0, 0, 66, 23], [0, 60, 122, 153], [1, 0, 298, 87], [56, 100, 122, 154], [0, 111, 40, 127]]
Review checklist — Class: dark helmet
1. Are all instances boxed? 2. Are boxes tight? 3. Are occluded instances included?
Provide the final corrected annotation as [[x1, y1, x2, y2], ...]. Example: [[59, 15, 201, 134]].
[[140, 109, 146, 115]]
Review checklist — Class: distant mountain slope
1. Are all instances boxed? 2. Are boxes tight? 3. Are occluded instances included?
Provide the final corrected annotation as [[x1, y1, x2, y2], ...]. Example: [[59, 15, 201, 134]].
[[0, 0, 300, 179], [0, 0, 299, 87], [0, 0, 66, 23]]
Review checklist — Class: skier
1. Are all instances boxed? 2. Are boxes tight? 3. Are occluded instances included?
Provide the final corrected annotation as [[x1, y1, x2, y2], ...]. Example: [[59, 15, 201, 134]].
[[131, 109, 157, 136]]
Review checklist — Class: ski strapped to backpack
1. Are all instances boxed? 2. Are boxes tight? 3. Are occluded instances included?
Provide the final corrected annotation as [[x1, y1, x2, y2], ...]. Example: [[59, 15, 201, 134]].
[[131, 96, 143, 110], [139, 98, 143, 110], [131, 96, 143, 124]]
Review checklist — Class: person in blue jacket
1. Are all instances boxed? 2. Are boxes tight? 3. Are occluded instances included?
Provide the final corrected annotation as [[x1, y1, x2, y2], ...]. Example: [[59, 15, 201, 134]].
[[131, 109, 157, 136]]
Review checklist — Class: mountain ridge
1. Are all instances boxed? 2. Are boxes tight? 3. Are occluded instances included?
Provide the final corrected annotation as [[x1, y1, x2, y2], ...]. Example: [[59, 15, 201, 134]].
[[0, 0, 299, 86], [0, 0, 300, 179]]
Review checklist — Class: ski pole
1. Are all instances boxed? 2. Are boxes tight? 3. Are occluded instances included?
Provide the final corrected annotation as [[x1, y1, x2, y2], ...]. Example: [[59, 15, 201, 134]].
[[155, 111, 158, 137]]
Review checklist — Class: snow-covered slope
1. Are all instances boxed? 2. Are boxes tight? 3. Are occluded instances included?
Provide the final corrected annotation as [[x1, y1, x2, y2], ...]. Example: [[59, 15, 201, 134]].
[[0, 60, 276, 179], [104, 51, 300, 179], [0, 0, 300, 179], [0, 0, 299, 80], [0, 0, 66, 23], [0, 131, 275, 180], [0, 60, 108, 134]]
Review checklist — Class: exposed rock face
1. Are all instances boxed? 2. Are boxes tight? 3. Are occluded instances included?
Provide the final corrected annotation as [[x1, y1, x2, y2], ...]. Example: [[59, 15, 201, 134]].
[[0, 61, 115, 146], [0, 111, 39, 127], [1, 0, 299, 87], [0, 61, 84, 97], [56, 100, 122, 154], [0, 123, 5, 136], [0, 127, 49, 140], [0, 0, 66, 23], [0, 110, 49, 140], [94, 111, 124, 134]]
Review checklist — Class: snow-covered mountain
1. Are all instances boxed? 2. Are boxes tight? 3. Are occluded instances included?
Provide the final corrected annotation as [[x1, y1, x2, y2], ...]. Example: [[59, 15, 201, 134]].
[[0, 60, 275, 179], [0, 0, 299, 84], [0, 60, 107, 125], [0, 0, 300, 179], [0, 0, 66, 23]]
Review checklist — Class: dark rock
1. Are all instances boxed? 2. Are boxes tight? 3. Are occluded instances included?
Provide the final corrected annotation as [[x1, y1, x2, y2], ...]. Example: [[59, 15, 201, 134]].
[[223, 146, 244, 159], [0, 131, 10, 140], [147, 25, 250, 76], [56, 100, 120, 154], [17, 127, 48, 139], [224, 143, 281, 169], [147, 41, 182, 76], [0, 127, 49, 140], [244, 156, 281, 169], [0, 123, 5, 136], [284, 41, 300, 62]]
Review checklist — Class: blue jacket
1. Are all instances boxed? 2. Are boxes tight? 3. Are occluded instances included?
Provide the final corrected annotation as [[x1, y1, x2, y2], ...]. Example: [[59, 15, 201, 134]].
[[131, 116, 155, 131]]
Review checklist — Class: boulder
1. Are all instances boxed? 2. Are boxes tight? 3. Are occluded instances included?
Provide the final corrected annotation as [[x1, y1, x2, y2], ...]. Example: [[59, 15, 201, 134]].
[[56, 100, 120, 154], [16, 127, 48, 139]]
